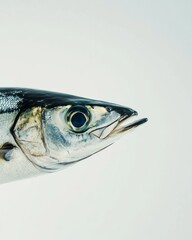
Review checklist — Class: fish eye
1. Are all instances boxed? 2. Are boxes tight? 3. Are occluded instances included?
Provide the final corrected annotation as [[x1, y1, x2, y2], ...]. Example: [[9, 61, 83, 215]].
[[67, 105, 90, 132]]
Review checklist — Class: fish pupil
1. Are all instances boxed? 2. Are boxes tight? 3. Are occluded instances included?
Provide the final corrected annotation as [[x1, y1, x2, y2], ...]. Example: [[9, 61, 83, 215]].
[[71, 112, 87, 128]]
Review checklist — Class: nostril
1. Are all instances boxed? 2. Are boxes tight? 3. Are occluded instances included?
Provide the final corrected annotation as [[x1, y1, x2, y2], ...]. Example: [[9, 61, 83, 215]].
[[106, 106, 112, 112]]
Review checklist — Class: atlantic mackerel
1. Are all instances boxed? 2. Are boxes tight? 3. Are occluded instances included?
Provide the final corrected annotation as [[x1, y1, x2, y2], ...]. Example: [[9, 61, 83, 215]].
[[0, 88, 147, 183]]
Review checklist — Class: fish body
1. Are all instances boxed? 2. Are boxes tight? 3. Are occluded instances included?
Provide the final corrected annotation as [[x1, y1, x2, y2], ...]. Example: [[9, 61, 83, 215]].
[[0, 88, 147, 183]]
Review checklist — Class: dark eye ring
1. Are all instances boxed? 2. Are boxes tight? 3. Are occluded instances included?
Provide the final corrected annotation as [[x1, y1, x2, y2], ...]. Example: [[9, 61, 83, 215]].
[[67, 105, 90, 132]]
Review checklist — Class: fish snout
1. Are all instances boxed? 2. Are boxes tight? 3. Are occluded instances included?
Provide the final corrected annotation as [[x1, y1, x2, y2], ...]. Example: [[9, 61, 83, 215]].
[[91, 104, 148, 139]]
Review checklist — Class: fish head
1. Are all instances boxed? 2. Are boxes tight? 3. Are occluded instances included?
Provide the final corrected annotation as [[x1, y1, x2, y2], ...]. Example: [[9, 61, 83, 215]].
[[13, 93, 147, 172]]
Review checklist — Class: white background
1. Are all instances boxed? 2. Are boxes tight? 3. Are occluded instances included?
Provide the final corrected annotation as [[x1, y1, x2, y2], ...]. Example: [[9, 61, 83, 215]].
[[0, 1, 192, 239]]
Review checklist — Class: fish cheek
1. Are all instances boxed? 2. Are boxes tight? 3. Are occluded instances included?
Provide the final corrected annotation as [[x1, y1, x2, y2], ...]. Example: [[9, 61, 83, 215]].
[[43, 122, 71, 150], [13, 107, 46, 157]]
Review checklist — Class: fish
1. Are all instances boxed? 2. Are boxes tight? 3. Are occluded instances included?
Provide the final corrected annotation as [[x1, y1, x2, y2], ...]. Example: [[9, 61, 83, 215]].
[[0, 88, 148, 184]]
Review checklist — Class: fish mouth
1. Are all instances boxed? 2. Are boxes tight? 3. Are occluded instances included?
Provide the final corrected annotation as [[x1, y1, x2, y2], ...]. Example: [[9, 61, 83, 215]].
[[91, 111, 148, 139], [110, 114, 148, 136]]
